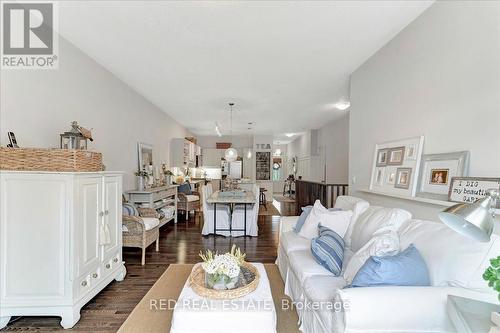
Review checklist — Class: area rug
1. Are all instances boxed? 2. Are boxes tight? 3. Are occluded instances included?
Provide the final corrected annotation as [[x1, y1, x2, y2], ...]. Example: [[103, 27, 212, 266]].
[[274, 195, 295, 203], [118, 264, 299, 333], [258, 203, 281, 216]]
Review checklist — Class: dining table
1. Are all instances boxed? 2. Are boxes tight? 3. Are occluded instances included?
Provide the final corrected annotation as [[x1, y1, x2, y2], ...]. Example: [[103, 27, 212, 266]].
[[206, 190, 256, 236]]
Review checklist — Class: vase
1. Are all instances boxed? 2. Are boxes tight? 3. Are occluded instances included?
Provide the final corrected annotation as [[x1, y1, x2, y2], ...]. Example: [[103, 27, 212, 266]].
[[205, 273, 239, 290], [136, 176, 145, 191]]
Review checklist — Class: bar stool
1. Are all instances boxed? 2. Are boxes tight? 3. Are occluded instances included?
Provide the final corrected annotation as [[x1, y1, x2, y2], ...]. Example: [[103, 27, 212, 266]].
[[259, 187, 267, 210]]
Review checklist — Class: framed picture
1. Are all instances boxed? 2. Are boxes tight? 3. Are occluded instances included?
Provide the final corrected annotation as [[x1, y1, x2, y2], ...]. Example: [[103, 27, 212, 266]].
[[376, 148, 389, 167], [374, 168, 385, 186], [449, 177, 500, 209], [138, 142, 153, 172], [387, 146, 405, 165], [369, 136, 424, 196], [395, 168, 412, 189], [386, 169, 396, 185], [416, 151, 470, 200], [256, 151, 271, 180], [406, 143, 417, 160]]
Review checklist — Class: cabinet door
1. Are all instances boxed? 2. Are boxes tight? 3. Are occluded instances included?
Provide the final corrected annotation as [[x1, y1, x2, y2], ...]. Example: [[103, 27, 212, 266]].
[[76, 177, 102, 277], [102, 176, 122, 261]]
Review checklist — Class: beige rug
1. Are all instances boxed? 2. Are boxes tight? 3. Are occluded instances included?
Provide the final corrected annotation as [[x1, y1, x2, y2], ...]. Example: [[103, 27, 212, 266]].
[[118, 264, 299, 333], [258, 204, 281, 216]]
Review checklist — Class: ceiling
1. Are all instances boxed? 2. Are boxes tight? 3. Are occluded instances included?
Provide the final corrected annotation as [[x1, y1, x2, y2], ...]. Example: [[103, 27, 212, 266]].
[[58, 1, 433, 140]]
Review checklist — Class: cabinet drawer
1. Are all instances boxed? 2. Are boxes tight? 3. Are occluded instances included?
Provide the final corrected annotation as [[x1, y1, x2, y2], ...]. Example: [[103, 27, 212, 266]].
[[152, 188, 176, 201], [101, 253, 121, 278], [76, 274, 92, 300]]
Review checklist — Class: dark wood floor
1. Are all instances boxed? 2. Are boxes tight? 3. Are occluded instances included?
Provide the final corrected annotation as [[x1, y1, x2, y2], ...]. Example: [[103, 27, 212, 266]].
[[3, 200, 295, 332]]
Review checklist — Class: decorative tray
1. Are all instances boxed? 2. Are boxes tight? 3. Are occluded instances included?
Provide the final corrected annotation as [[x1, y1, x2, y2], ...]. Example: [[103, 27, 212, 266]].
[[189, 262, 260, 299]]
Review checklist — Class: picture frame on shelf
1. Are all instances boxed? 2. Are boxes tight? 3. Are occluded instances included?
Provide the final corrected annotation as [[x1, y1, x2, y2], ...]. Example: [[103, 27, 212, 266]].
[[449, 177, 500, 209], [416, 151, 470, 201], [369, 136, 424, 197], [387, 146, 405, 165], [395, 168, 412, 189], [376, 148, 389, 167], [374, 168, 385, 186], [138, 142, 153, 172]]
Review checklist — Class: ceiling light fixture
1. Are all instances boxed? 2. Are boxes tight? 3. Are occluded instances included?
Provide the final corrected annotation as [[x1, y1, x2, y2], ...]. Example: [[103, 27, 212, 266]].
[[214, 122, 222, 137], [224, 103, 238, 162], [334, 101, 351, 111], [285, 133, 294, 138]]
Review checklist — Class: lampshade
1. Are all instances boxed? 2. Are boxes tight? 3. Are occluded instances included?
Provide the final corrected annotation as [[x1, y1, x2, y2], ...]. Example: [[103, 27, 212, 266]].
[[438, 189, 499, 242], [225, 147, 238, 162]]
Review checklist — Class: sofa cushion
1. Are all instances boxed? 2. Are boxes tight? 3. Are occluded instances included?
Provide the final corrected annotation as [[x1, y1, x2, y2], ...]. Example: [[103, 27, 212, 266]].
[[281, 230, 311, 254], [343, 227, 400, 284], [334, 196, 370, 247], [311, 225, 345, 275], [399, 219, 500, 291], [304, 275, 347, 301], [289, 249, 333, 283], [350, 206, 411, 252], [298, 200, 352, 240], [185, 194, 199, 202], [351, 244, 430, 287], [178, 182, 192, 195], [142, 217, 160, 230]]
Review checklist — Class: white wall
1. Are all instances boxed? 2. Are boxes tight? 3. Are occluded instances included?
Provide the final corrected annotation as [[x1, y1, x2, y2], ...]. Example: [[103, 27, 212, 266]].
[[349, 1, 500, 221], [287, 114, 350, 184], [0, 37, 190, 191]]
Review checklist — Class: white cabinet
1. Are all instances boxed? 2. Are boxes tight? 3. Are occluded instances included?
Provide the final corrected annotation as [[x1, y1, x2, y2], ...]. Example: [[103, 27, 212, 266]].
[[0, 171, 126, 329], [202, 148, 225, 167], [171, 138, 202, 167]]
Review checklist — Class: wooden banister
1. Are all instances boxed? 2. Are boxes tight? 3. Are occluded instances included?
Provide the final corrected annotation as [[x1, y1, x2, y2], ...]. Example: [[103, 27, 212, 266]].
[[295, 180, 348, 214]]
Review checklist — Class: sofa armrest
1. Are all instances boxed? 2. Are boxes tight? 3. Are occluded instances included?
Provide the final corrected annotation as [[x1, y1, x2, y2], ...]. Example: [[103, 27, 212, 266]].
[[334, 286, 492, 333], [122, 215, 145, 235], [177, 192, 187, 202], [279, 216, 298, 237], [138, 207, 158, 218]]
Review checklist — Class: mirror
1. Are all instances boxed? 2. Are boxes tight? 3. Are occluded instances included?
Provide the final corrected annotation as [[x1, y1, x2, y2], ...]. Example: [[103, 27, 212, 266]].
[[137, 142, 153, 171]]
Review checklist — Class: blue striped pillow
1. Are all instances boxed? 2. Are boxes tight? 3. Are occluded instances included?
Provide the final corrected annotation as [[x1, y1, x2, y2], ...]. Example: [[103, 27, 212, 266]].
[[122, 203, 139, 216], [311, 224, 345, 276]]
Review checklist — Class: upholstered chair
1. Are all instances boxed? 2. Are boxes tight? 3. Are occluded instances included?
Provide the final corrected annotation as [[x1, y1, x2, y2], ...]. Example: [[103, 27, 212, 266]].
[[122, 205, 160, 265]]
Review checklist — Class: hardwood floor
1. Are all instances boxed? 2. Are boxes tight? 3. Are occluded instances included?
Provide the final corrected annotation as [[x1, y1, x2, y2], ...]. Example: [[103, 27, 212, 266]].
[[3, 200, 295, 332]]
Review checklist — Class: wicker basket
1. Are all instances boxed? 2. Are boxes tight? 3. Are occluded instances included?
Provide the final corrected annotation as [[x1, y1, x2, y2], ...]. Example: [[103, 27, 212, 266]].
[[0, 147, 103, 172], [189, 262, 260, 299]]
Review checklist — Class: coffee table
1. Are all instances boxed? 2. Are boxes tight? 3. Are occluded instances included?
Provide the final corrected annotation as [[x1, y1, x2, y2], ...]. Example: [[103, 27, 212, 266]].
[[170, 263, 277, 333]]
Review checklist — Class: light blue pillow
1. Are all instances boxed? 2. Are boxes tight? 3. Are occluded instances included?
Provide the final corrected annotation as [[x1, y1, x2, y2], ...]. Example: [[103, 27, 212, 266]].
[[311, 224, 345, 276], [122, 203, 139, 216], [293, 206, 313, 233], [294, 206, 342, 233], [351, 244, 430, 287]]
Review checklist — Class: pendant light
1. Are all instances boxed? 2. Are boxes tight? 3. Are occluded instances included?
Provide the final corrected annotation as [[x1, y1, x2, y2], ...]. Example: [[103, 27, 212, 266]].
[[224, 103, 238, 162]]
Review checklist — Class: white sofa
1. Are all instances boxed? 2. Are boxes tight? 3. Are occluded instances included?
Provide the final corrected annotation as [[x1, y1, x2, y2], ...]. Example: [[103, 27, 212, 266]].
[[276, 196, 500, 333]]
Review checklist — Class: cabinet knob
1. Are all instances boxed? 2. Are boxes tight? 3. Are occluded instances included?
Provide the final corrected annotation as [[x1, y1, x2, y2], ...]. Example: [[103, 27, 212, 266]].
[[81, 281, 87, 287], [92, 273, 98, 278], [105, 210, 109, 215], [113, 258, 118, 263], [99, 211, 104, 217], [106, 264, 111, 269]]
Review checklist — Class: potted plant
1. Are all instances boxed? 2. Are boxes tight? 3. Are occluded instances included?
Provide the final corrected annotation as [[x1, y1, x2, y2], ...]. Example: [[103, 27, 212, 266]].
[[134, 170, 149, 191], [199, 245, 246, 290], [163, 169, 174, 185], [483, 256, 500, 300]]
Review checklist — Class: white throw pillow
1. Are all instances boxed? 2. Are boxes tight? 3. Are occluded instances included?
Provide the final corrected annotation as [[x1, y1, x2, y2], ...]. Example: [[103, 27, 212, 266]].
[[343, 227, 400, 284], [298, 200, 353, 240]]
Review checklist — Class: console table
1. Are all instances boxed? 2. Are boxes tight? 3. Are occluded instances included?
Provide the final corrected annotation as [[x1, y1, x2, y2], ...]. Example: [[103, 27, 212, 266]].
[[126, 185, 178, 226]]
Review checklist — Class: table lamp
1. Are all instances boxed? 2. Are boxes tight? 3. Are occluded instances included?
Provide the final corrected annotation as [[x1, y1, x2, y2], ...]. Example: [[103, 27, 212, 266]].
[[439, 189, 499, 242]]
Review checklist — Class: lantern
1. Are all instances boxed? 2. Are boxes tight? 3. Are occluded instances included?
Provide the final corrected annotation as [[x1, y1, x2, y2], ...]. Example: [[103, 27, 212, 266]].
[[60, 121, 92, 150]]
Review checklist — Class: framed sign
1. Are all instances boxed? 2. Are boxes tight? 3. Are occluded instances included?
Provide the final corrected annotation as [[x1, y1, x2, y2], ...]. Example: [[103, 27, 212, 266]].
[[449, 177, 500, 208], [256, 152, 271, 180]]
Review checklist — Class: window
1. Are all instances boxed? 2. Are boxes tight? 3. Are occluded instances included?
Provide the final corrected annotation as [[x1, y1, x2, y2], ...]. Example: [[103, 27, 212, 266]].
[[272, 158, 282, 181]]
